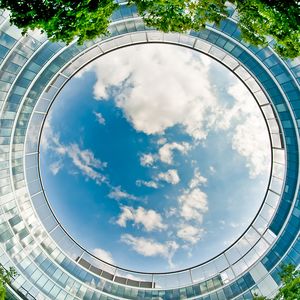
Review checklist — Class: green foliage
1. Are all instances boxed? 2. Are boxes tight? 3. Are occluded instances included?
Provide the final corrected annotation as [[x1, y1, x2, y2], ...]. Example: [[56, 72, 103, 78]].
[[253, 264, 300, 300], [0, 284, 5, 300], [0, 265, 16, 300], [0, 0, 117, 45], [131, 0, 299, 58], [235, 0, 300, 58], [131, 0, 228, 32], [0, 0, 299, 58], [253, 296, 267, 300], [274, 264, 300, 300]]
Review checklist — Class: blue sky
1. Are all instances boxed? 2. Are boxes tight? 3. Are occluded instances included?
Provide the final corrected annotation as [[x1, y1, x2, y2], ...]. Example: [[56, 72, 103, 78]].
[[40, 44, 271, 272]]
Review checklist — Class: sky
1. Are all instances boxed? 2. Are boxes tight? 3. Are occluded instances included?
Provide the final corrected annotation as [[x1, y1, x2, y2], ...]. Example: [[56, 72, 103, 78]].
[[40, 44, 271, 273]]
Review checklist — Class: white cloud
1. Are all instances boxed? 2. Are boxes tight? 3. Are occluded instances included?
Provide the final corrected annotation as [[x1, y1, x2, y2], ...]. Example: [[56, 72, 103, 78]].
[[68, 44, 270, 179], [157, 137, 167, 145], [177, 224, 205, 244], [108, 186, 138, 201], [41, 115, 107, 185], [165, 207, 177, 218], [92, 248, 115, 265], [231, 114, 270, 178], [41, 113, 65, 154], [94, 111, 105, 125], [136, 180, 158, 189], [157, 169, 180, 185], [217, 82, 270, 178], [49, 160, 63, 175], [67, 144, 107, 185], [121, 234, 178, 267], [81, 44, 219, 140], [140, 153, 156, 167], [224, 238, 236, 247], [178, 188, 208, 222], [116, 206, 167, 232], [158, 142, 191, 164], [209, 166, 216, 174], [229, 221, 246, 228], [44, 119, 146, 204], [189, 168, 207, 189], [40, 114, 53, 151], [175, 170, 208, 243], [116, 206, 132, 226]]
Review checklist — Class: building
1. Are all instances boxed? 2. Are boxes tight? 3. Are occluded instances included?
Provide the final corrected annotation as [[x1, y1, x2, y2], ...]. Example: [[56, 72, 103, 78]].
[[0, 1, 299, 299]]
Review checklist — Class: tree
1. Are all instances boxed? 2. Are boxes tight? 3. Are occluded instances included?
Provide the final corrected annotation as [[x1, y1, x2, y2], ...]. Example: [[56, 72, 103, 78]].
[[0, 0, 299, 58], [0, 265, 17, 300], [252, 264, 300, 300], [131, 0, 228, 32], [0, 0, 117, 45], [259, 0, 299, 12], [133, 0, 299, 58], [235, 0, 300, 58], [274, 264, 300, 300]]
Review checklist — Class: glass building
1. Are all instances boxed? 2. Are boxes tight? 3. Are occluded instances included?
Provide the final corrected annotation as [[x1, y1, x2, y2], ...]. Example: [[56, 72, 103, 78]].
[[0, 1, 299, 299]]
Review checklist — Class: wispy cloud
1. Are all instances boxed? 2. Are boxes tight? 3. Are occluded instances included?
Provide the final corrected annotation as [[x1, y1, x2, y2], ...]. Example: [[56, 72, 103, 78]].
[[157, 169, 180, 185], [174, 171, 208, 245], [116, 206, 167, 232], [49, 160, 63, 175], [188, 168, 207, 189], [41, 115, 107, 185], [178, 188, 208, 222], [140, 153, 156, 167], [231, 115, 270, 178], [209, 166, 216, 174], [229, 221, 246, 228], [157, 137, 167, 145], [136, 180, 158, 189], [216, 82, 270, 178], [94, 111, 106, 125], [165, 207, 177, 218], [121, 234, 178, 268], [177, 224, 205, 244], [82, 45, 269, 179], [158, 142, 191, 165], [108, 186, 138, 201], [92, 248, 115, 265], [67, 144, 107, 185], [42, 115, 143, 204]]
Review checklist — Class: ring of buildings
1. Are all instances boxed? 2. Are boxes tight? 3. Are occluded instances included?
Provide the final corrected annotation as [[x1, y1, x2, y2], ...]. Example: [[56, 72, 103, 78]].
[[0, 2, 299, 300]]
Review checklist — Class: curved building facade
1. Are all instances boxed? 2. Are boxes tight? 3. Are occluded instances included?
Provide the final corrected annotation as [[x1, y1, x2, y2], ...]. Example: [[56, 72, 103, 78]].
[[0, 2, 299, 299]]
